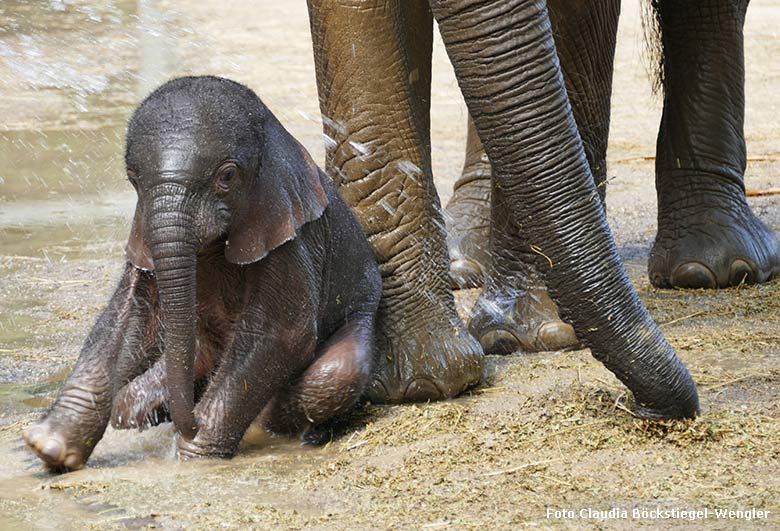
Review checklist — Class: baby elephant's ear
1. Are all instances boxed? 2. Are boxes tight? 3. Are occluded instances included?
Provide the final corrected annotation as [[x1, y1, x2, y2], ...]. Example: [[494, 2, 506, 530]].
[[225, 114, 328, 264], [126, 203, 155, 271]]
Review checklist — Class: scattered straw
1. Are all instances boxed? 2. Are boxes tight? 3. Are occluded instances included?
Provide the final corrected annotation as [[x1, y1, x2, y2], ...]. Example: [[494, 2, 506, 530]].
[[481, 458, 564, 478]]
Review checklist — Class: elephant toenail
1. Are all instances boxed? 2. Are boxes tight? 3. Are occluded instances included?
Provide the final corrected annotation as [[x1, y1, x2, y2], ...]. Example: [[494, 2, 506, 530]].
[[366, 378, 391, 402], [22, 426, 41, 445], [670, 262, 717, 289], [650, 272, 668, 288], [479, 329, 521, 355], [536, 322, 579, 352], [41, 440, 63, 462], [64, 453, 83, 470], [729, 259, 754, 286], [404, 378, 443, 401], [450, 258, 485, 289]]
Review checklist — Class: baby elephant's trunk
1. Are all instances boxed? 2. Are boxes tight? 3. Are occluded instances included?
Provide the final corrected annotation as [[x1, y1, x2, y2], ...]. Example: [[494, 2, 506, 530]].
[[149, 187, 199, 440]]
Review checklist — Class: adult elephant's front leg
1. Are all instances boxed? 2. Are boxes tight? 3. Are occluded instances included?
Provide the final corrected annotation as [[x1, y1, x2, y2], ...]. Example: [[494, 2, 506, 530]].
[[430, 0, 698, 418], [649, 0, 779, 288], [308, 0, 482, 402]]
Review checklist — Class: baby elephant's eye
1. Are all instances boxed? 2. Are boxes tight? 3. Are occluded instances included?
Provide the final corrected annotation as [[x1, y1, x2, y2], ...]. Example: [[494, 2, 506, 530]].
[[214, 162, 238, 192]]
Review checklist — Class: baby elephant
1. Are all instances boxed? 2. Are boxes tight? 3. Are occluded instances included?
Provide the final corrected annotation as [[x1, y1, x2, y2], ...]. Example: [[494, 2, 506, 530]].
[[23, 76, 382, 469]]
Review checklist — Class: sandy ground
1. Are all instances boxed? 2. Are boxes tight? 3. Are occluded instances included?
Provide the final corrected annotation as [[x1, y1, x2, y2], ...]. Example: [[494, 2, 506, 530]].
[[0, 1, 779, 529]]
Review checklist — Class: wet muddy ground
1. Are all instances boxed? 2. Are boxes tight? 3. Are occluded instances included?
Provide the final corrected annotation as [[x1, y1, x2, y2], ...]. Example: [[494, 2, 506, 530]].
[[1, 1, 779, 529]]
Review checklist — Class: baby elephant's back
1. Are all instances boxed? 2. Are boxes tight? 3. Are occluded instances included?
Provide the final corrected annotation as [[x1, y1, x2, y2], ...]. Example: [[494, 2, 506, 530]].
[[319, 174, 382, 330]]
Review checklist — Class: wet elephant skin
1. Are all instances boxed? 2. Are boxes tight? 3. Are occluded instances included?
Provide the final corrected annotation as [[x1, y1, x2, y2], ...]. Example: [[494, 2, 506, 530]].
[[445, 0, 779, 352], [23, 76, 382, 470], [308, 0, 699, 419]]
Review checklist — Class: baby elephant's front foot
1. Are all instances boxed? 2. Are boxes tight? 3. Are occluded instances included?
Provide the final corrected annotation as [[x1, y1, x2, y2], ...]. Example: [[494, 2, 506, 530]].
[[176, 434, 236, 460], [23, 421, 84, 471], [23, 385, 110, 471], [23, 414, 101, 471]]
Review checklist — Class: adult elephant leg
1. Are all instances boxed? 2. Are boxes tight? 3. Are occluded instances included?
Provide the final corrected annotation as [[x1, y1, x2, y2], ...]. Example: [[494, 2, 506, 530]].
[[446, 0, 618, 292], [308, 0, 483, 402], [467, 0, 619, 353], [430, 0, 698, 418], [445, 115, 492, 289], [469, 183, 578, 353], [649, 0, 780, 288], [23, 264, 160, 469]]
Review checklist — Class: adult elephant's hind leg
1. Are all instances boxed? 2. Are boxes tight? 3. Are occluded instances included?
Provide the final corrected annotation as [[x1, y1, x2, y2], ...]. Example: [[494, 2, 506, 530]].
[[446, 0, 619, 294], [445, 116, 492, 289], [466, 0, 618, 354], [308, 0, 483, 402], [262, 314, 375, 440], [468, 185, 578, 354], [650, 0, 780, 288]]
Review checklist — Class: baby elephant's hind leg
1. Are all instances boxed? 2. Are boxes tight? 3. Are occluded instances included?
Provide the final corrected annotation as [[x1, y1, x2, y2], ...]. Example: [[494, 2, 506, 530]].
[[263, 313, 375, 440], [111, 359, 170, 430]]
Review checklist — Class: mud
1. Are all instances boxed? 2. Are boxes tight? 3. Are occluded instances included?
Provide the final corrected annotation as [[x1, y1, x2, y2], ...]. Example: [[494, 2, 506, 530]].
[[1, 1, 779, 530]]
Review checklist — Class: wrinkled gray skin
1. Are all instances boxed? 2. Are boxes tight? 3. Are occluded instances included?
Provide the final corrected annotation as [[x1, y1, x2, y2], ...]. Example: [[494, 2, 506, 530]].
[[447, 0, 780, 355], [307, 0, 700, 418], [23, 76, 382, 470]]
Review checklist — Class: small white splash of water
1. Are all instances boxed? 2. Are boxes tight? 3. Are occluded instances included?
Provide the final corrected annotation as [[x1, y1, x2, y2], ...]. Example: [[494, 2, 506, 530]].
[[322, 134, 337, 151], [397, 160, 422, 182], [349, 140, 371, 158]]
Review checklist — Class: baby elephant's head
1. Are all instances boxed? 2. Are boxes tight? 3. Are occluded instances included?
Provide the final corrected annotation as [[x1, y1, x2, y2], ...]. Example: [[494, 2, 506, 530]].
[[125, 75, 328, 270], [123, 76, 328, 438]]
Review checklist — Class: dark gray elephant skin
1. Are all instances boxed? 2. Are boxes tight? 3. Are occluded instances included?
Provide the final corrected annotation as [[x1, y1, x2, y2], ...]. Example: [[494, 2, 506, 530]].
[[23, 76, 382, 470], [446, 0, 780, 354], [307, 0, 700, 418]]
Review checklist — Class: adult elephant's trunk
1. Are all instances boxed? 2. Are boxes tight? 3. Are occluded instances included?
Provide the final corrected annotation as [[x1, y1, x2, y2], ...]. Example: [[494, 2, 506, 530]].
[[149, 184, 199, 439], [430, 0, 698, 418]]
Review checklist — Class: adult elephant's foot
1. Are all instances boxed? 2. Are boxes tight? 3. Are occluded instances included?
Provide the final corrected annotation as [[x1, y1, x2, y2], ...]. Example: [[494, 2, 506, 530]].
[[23, 387, 108, 470], [444, 164, 492, 290], [468, 264, 579, 354], [365, 297, 483, 403], [650, 183, 780, 288]]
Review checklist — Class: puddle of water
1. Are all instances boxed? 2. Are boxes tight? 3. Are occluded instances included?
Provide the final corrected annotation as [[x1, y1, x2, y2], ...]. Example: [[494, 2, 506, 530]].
[[0, 299, 63, 357], [0, 466, 111, 531], [0, 416, 333, 529], [1, 0, 185, 260], [0, 204, 133, 260], [0, 127, 129, 201], [0, 367, 68, 416], [0, 313, 42, 348]]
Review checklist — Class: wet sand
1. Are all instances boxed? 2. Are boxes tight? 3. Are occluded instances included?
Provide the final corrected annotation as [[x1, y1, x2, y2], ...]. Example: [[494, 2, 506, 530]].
[[1, 1, 779, 529]]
